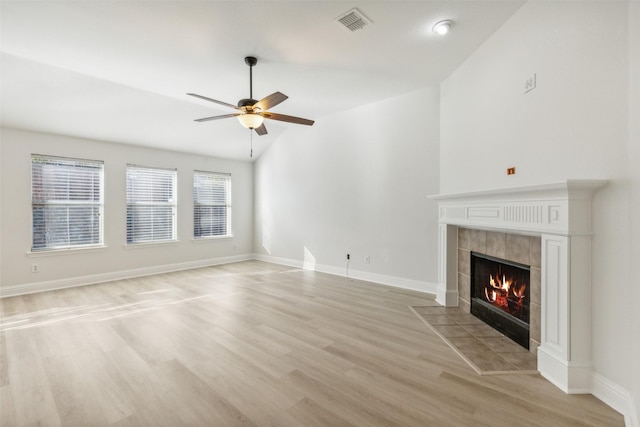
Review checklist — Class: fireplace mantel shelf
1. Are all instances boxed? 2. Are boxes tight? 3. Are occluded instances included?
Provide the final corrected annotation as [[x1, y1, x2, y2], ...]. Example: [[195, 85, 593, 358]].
[[428, 180, 607, 237], [428, 180, 607, 202], [432, 179, 607, 395]]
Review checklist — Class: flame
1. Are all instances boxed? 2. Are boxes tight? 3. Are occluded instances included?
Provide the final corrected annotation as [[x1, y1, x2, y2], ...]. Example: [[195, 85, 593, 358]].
[[484, 288, 497, 302], [513, 283, 526, 299], [482, 271, 527, 316], [502, 275, 510, 292]]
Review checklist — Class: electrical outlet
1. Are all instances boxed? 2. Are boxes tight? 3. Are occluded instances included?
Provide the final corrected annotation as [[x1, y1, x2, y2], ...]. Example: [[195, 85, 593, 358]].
[[507, 167, 516, 175], [346, 254, 350, 260], [31, 263, 40, 273], [524, 73, 536, 93], [365, 256, 370, 264]]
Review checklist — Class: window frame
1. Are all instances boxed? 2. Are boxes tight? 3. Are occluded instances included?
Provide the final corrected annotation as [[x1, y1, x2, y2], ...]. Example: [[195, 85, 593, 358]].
[[30, 154, 105, 252], [193, 170, 232, 239], [125, 164, 178, 245]]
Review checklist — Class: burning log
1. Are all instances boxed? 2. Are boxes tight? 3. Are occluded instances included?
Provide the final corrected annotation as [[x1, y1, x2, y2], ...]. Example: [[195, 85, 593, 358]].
[[483, 273, 527, 316]]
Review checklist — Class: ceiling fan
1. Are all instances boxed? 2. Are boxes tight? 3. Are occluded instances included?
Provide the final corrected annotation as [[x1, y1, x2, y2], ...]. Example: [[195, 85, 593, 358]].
[[187, 56, 314, 136]]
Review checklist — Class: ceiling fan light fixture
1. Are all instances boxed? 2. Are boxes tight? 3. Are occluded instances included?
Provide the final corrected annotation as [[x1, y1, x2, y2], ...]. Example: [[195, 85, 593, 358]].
[[433, 20, 454, 35], [237, 113, 264, 129]]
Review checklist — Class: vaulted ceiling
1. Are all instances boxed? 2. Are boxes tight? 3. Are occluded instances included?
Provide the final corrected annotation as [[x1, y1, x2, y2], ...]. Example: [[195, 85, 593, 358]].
[[1, 1, 524, 160]]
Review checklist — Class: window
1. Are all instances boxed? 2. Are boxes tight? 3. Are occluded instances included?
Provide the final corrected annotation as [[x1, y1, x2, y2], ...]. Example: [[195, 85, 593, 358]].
[[31, 155, 104, 251], [193, 171, 232, 238], [126, 165, 177, 244]]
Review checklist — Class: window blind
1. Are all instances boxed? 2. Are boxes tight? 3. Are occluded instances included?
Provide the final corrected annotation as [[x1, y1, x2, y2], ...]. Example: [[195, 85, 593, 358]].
[[126, 165, 177, 244], [31, 155, 104, 251], [193, 171, 231, 238]]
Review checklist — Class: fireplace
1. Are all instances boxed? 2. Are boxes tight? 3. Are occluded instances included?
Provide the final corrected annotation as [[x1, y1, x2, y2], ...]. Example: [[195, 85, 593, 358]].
[[430, 180, 606, 394], [470, 252, 530, 349]]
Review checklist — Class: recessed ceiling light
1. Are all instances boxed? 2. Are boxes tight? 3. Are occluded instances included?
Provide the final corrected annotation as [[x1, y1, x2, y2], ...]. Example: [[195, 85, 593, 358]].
[[433, 20, 454, 35]]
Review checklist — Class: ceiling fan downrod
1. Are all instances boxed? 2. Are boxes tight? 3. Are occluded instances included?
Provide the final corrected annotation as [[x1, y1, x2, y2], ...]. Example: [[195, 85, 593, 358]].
[[245, 56, 257, 100]]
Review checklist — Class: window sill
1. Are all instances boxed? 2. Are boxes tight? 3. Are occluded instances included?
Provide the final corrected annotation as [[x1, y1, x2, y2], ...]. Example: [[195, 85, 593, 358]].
[[191, 235, 234, 243], [28, 245, 107, 257], [124, 240, 180, 249]]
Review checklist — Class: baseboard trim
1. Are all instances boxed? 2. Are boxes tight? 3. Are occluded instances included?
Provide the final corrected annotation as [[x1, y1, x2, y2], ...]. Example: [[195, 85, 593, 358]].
[[319, 263, 437, 295], [2, 253, 435, 298], [0, 254, 253, 297], [537, 346, 592, 394], [436, 283, 459, 307], [252, 253, 304, 269], [537, 346, 638, 426], [254, 253, 437, 295], [591, 372, 639, 427]]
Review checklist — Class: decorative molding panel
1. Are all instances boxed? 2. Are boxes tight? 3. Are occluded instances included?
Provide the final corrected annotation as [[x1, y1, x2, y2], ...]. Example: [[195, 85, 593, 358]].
[[430, 180, 606, 236], [540, 235, 570, 361], [436, 223, 459, 306], [504, 204, 544, 224]]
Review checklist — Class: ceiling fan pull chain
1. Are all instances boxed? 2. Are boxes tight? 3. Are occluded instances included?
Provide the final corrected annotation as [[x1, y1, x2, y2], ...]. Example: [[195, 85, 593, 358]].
[[250, 130, 253, 158]]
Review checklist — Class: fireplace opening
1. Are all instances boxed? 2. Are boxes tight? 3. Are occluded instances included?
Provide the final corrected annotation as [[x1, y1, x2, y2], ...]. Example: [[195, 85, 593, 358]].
[[470, 252, 530, 349]]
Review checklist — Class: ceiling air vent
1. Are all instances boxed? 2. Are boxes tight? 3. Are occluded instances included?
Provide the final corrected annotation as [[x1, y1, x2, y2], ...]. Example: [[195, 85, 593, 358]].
[[336, 8, 371, 32]]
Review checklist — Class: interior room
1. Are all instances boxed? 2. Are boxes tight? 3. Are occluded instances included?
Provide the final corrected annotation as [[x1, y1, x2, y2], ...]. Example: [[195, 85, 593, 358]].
[[1, 1, 639, 426]]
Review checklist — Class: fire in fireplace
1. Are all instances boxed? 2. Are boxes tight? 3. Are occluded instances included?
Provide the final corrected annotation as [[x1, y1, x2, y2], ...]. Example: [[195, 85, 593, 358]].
[[471, 252, 530, 349]]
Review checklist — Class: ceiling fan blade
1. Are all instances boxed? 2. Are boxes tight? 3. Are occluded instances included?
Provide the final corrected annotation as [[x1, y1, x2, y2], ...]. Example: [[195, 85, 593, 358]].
[[254, 92, 288, 111], [187, 93, 240, 110], [262, 112, 314, 126], [194, 113, 241, 122], [254, 123, 268, 136]]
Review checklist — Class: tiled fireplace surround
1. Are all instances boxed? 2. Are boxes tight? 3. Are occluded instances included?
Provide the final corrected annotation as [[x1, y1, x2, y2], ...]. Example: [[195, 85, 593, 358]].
[[430, 180, 607, 395], [456, 228, 541, 355]]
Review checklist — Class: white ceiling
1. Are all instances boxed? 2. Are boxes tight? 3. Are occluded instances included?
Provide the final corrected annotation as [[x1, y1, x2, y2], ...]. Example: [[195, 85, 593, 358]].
[[0, 1, 524, 161]]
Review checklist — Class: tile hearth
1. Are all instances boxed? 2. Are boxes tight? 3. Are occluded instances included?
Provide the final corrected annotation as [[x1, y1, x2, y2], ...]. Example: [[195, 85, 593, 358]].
[[412, 305, 538, 375]]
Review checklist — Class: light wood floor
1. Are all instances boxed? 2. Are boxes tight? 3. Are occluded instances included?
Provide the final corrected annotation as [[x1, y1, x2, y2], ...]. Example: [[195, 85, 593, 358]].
[[0, 261, 624, 426]]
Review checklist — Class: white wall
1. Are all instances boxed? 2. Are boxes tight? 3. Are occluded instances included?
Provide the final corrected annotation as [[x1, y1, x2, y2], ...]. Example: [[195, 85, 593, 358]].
[[441, 1, 638, 424], [628, 2, 640, 424], [441, 1, 628, 193], [254, 88, 440, 291], [0, 128, 254, 293]]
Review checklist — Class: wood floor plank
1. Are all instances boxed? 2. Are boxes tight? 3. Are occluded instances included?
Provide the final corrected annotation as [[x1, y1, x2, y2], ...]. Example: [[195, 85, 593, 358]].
[[0, 260, 625, 426], [283, 348, 438, 426], [41, 351, 110, 426], [286, 396, 358, 427], [186, 358, 303, 427]]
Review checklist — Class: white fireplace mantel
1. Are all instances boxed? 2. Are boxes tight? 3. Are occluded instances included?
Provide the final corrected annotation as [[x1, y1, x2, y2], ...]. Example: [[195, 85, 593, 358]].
[[428, 180, 607, 394]]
